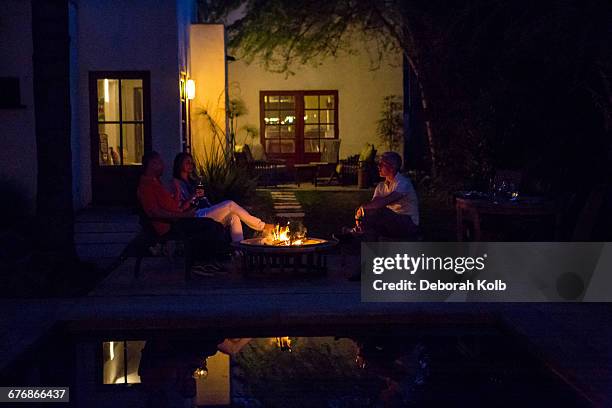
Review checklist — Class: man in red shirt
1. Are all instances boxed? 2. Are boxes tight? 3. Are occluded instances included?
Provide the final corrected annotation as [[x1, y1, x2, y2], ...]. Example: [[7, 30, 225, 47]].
[[137, 151, 194, 236]]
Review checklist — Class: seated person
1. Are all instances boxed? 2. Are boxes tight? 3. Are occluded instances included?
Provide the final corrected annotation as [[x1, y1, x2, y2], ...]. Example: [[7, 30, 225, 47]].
[[171, 152, 211, 209], [353, 151, 419, 240], [140, 151, 272, 244], [171, 152, 273, 242], [138, 151, 199, 236]]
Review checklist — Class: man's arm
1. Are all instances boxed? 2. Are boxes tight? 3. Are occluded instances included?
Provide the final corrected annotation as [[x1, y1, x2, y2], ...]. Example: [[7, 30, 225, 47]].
[[361, 191, 405, 210], [140, 184, 195, 220]]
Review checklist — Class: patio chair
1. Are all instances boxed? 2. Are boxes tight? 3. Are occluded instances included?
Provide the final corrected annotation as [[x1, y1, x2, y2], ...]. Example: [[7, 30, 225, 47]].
[[235, 144, 287, 186], [122, 207, 224, 280], [315, 139, 341, 185]]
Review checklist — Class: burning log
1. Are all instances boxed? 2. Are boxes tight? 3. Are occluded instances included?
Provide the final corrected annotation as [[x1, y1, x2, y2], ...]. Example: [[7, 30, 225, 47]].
[[268, 222, 306, 246]]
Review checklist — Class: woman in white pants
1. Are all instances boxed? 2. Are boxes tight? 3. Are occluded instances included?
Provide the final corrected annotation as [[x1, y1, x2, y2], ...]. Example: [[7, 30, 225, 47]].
[[172, 153, 273, 242], [196, 200, 271, 242]]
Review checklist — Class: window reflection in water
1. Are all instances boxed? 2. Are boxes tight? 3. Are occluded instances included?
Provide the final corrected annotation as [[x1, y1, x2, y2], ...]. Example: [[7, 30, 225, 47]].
[[100, 332, 582, 407]]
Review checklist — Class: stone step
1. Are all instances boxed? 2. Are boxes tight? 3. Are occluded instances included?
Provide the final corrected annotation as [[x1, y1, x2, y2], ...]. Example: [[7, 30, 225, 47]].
[[75, 232, 138, 244], [75, 223, 140, 233], [275, 212, 305, 218], [76, 243, 127, 259], [75, 213, 138, 223]]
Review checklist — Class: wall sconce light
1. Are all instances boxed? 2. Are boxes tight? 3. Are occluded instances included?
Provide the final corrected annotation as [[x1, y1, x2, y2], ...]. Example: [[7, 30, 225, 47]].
[[186, 79, 196, 100]]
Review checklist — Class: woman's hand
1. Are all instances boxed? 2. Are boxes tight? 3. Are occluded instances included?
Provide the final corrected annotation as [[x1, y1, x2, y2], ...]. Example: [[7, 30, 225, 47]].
[[190, 193, 200, 204]]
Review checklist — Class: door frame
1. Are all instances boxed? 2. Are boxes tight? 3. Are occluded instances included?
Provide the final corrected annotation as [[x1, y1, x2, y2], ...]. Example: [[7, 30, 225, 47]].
[[89, 71, 151, 204], [259, 90, 339, 165]]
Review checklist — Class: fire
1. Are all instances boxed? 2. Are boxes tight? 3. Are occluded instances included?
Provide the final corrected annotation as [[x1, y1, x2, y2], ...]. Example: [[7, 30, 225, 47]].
[[273, 224, 291, 243], [268, 222, 306, 246], [273, 336, 292, 352]]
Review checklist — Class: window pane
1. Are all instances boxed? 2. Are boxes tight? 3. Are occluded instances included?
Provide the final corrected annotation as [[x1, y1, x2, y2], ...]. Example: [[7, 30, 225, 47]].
[[304, 139, 320, 153], [122, 124, 144, 165], [279, 110, 296, 125], [264, 95, 279, 110], [319, 109, 335, 124], [304, 110, 319, 124], [265, 139, 280, 153], [280, 125, 294, 139], [304, 124, 319, 138], [96, 79, 119, 121], [264, 111, 280, 125], [125, 341, 145, 384], [102, 341, 125, 384], [102, 341, 145, 385], [278, 95, 295, 110], [265, 125, 279, 139], [304, 95, 318, 109], [98, 124, 121, 166], [321, 94, 335, 108], [321, 124, 335, 138], [121, 80, 143, 121], [280, 140, 295, 153]]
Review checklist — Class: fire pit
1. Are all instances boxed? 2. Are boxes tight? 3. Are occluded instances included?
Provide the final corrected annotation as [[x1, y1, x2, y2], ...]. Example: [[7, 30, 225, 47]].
[[231, 223, 337, 275]]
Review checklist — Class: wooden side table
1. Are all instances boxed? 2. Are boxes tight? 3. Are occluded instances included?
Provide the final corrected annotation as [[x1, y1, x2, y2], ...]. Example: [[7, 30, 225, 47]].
[[456, 196, 561, 241]]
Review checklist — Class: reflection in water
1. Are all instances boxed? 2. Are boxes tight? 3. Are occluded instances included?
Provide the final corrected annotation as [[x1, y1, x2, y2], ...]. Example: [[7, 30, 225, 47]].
[[97, 332, 588, 408]]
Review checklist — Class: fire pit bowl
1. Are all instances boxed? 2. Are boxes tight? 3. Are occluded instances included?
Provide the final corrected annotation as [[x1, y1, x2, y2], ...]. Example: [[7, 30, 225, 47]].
[[232, 236, 338, 275]]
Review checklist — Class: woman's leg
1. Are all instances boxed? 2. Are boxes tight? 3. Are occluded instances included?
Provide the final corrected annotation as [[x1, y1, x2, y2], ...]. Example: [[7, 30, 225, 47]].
[[197, 200, 265, 234], [227, 214, 243, 242]]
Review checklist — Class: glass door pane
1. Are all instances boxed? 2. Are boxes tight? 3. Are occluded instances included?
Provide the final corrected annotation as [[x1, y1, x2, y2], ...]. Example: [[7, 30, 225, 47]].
[[121, 80, 143, 121], [264, 94, 296, 156], [122, 124, 144, 165], [98, 124, 121, 166], [96, 79, 120, 121]]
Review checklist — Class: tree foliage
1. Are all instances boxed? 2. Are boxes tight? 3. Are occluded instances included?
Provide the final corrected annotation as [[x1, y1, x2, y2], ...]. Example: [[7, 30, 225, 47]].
[[202, 0, 612, 191], [377, 95, 403, 153]]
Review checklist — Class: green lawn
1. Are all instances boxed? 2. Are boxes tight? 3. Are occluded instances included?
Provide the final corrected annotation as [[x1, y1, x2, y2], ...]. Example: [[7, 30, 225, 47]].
[[249, 190, 456, 241], [295, 190, 372, 238]]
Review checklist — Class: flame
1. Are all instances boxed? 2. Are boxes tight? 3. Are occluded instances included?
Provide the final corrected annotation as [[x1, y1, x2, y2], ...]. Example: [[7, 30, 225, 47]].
[[273, 224, 291, 243], [268, 222, 305, 246], [274, 336, 292, 352]]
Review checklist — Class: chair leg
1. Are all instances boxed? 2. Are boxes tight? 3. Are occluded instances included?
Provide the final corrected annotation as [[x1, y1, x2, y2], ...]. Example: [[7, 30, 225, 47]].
[[327, 170, 339, 185]]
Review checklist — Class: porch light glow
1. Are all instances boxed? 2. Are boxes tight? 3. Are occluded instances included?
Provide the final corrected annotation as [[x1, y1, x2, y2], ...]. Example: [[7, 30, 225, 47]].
[[103, 79, 109, 103], [186, 79, 196, 100]]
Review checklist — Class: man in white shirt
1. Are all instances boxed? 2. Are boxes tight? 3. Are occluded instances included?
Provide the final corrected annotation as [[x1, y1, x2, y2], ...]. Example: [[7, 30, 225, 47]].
[[356, 151, 419, 239]]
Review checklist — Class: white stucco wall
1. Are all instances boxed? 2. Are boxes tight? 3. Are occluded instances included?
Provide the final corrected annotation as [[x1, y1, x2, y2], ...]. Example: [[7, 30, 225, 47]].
[[189, 24, 228, 166], [76, 0, 184, 205], [228, 40, 403, 160], [0, 0, 37, 213], [177, 0, 195, 73]]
